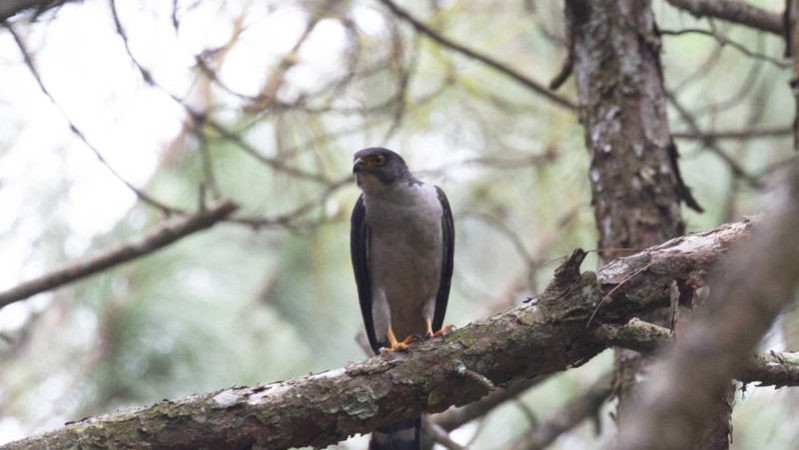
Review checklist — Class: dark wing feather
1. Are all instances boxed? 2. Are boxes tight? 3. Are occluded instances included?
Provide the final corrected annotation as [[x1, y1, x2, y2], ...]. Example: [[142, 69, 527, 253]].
[[432, 186, 454, 332], [351, 195, 380, 354]]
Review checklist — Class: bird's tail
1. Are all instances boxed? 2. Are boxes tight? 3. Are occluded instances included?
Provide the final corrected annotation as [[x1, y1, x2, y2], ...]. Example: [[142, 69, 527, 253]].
[[368, 418, 421, 450]]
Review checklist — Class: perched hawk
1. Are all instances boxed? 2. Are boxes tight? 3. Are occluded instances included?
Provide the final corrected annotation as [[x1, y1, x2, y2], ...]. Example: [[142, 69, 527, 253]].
[[350, 147, 455, 450]]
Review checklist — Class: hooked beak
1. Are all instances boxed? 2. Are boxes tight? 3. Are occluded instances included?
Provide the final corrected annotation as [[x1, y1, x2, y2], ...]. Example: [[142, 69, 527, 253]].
[[353, 157, 364, 174]]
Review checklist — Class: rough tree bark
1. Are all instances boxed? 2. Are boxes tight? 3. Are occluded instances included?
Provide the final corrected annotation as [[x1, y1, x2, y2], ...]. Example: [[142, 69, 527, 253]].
[[8, 220, 790, 450], [565, 0, 699, 263], [562, 1, 731, 448]]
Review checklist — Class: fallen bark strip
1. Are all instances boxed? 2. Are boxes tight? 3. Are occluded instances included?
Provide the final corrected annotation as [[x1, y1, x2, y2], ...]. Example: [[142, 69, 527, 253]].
[[0, 200, 239, 309], [4, 219, 760, 450]]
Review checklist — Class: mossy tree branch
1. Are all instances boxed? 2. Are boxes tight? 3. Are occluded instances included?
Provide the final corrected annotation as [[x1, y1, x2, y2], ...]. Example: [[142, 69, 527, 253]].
[[10, 219, 791, 450]]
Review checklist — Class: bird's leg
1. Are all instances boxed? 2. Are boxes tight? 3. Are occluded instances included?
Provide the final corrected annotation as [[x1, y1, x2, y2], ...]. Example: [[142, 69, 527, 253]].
[[424, 317, 454, 338], [380, 325, 416, 353]]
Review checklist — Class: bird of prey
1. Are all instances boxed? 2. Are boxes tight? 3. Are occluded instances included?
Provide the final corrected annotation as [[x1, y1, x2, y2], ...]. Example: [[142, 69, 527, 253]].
[[350, 147, 454, 450]]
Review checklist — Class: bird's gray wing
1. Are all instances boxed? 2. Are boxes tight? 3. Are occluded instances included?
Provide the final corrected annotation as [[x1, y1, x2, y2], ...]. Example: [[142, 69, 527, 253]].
[[432, 186, 454, 332], [350, 194, 380, 354]]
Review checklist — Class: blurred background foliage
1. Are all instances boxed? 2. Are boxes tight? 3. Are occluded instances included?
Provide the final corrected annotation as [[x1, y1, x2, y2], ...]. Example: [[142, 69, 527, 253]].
[[0, 0, 796, 448]]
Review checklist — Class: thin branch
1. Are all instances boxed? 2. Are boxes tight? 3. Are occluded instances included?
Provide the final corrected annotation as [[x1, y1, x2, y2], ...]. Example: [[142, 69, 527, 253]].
[[508, 372, 613, 450], [204, 119, 333, 184], [694, 42, 767, 116], [432, 376, 546, 432], [672, 33, 726, 92], [190, 5, 259, 105], [109, 2, 332, 186], [229, 176, 352, 231], [660, 26, 790, 69], [548, 46, 574, 90], [672, 126, 793, 140], [459, 212, 537, 270], [7, 23, 181, 214], [666, 90, 764, 188], [246, 15, 321, 111], [380, 20, 416, 143], [422, 420, 467, 450], [378, 0, 577, 111], [455, 148, 559, 169], [665, 0, 783, 35], [0, 200, 238, 309]]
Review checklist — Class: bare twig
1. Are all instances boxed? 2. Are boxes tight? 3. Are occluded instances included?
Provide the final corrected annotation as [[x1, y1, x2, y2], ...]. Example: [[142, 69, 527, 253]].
[[378, 0, 577, 111], [459, 212, 537, 270], [665, 0, 783, 35], [695, 44, 766, 116], [422, 420, 467, 450], [455, 148, 559, 169], [548, 47, 574, 90], [660, 27, 789, 69], [7, 23, 181, 214], [204, 119, 333, 184], [247, 15, 321, 111], [672, 126, 793, 140], [672, 35, 726, 92], [666, 90, 764, 188], [508, 372, 613, 450], [109, 1, 331, 185], [0, 200, 238, 309], [432, 376, 545, 431], [229, 176, 351, 231]]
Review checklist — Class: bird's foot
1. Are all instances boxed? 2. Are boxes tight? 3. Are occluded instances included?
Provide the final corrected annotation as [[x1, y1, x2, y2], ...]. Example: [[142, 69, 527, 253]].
[[379, 335, 416, 353], [425, 324, 455, 339]]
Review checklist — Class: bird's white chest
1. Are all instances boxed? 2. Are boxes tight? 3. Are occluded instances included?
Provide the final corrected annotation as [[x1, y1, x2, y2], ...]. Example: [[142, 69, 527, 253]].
[[363, 183, 444, 336], [364, 183, 443, 250]]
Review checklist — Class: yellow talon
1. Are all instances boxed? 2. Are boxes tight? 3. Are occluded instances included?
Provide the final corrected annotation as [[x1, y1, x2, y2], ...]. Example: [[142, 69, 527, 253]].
[[425, 317, 455, 338], [380, 325, 416, 353]]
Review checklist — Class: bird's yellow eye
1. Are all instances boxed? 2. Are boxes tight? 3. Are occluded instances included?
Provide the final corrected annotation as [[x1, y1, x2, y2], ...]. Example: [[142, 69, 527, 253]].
[[372, 154, 386, 166]]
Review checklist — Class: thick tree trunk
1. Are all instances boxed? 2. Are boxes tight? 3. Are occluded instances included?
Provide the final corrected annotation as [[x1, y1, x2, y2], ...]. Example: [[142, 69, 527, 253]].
[[565, 0, 694, 260], [563, 1, 730, 448]]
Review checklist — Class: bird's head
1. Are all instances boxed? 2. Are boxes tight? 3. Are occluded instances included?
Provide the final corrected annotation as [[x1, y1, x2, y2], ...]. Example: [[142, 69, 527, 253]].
[[353, 147, 413, 191]]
